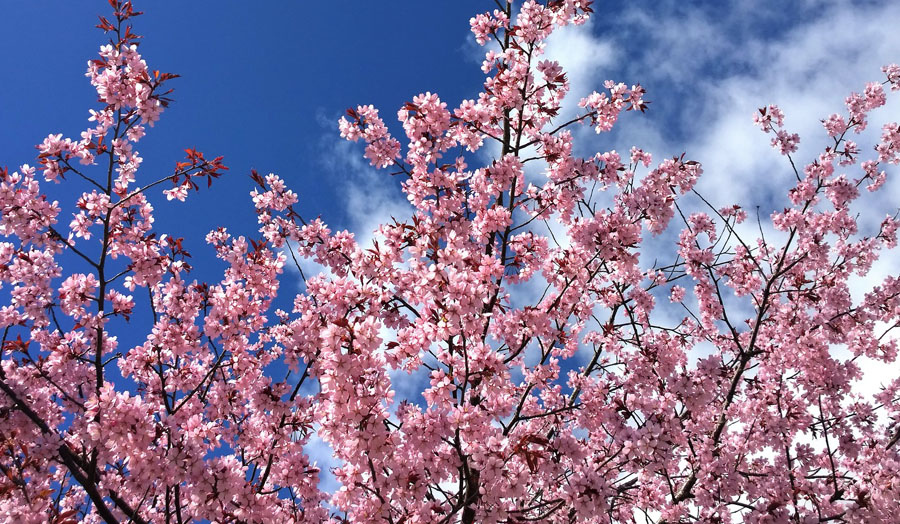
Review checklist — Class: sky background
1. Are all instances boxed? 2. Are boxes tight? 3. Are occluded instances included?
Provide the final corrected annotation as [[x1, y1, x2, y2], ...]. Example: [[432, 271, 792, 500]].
[[3, 1, 900, 263], [2, 0, 900, 495], [3, 1, 899, 270]]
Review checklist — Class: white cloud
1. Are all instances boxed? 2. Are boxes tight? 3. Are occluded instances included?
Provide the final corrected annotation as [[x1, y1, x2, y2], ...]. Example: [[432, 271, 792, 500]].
[[653, 2, 900, 398], [538, 1, 900, 395], [321, 137, 414, 250], [674, 2, 899, 210], [303, 427, 343, 496], [543, 19, 617, 120]]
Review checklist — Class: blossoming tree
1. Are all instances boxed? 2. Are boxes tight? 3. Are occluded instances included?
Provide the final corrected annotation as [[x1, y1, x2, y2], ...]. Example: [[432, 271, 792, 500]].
[[2, 1, 900, 522]]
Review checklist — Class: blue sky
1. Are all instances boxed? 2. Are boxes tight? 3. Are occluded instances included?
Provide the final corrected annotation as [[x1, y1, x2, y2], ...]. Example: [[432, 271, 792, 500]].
[[1, 2, 483, 281], [3, 0, 900, 496], [3, 1, 898, 256], [3, 1, 899, 254]]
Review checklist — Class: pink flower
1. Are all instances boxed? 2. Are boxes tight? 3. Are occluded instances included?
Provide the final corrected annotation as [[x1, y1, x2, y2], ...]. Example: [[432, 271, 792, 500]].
[[753, 104, 784, 133], [771, 129, 800, 155], [822, 113, 847, 137], [4, 3, 900, 523], [883, 63, 900, 90]]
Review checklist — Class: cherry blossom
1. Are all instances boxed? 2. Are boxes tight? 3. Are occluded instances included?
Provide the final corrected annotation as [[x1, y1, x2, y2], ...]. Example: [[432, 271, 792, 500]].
[[2, 1, 899, 523]]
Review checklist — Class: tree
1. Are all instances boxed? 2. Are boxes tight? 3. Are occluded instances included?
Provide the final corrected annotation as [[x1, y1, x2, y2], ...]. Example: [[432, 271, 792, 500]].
[[2, 1, 900, 522]]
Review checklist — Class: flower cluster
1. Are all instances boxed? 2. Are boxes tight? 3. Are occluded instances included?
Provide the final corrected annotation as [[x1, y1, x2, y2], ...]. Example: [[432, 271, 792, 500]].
[[2, 1, 899, 523]]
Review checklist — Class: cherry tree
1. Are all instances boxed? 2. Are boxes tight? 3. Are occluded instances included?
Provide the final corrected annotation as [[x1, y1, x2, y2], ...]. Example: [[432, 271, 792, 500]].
[[2, 1, 900, 522]]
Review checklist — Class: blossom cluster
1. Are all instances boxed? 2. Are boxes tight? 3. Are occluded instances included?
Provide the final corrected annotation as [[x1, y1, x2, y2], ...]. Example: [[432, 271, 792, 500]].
[[1, 1, 899, 523]]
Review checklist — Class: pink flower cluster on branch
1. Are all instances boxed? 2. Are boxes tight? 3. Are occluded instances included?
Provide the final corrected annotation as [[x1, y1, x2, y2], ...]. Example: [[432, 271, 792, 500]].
[[2, 1, 900, 523]]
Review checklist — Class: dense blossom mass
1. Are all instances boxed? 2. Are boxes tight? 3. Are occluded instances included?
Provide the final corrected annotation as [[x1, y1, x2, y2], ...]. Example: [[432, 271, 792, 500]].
[[2, 1, 900, 522]]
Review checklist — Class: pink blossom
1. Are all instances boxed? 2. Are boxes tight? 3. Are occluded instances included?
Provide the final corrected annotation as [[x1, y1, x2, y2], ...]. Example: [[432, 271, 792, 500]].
[[883, 63, 900, 90], [2, 3, 900, 523], [823, 113, 848, 137], [753, 104, 784, 132], [772, 129, 800, 155]]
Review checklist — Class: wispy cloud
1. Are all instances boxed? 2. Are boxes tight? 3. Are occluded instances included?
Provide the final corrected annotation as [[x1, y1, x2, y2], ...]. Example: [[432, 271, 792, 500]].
[[603, 0, 900, 397], [607, 1, 900, 210], [314, 112, 414, 250], [303, 427, 342, 496], [543, 19, 617, 120]]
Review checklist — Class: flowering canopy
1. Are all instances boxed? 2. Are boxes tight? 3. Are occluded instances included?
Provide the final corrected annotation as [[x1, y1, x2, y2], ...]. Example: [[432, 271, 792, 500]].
[[2, 1, 900, 522]]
